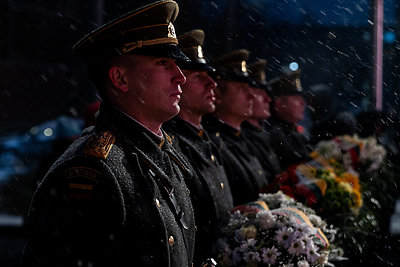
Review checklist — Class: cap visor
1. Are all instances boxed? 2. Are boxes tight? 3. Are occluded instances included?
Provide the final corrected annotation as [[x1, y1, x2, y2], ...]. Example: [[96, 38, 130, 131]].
[[227, 73, 252, 84], [249, 80, 270, 92], [178, 61, 215, 72], [132, 44, 190, 62]]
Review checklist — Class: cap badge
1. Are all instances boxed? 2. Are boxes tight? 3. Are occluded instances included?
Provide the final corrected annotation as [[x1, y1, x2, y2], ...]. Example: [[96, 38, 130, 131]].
[[197, 45, 204, 59], [168, 22, 176, 38], [241, 60, 247, 72], [295, 78, 302, 90]]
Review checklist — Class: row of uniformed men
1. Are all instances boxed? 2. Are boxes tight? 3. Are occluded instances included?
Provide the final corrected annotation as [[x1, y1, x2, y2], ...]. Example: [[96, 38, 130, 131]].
[[22, 1, 310, 267]]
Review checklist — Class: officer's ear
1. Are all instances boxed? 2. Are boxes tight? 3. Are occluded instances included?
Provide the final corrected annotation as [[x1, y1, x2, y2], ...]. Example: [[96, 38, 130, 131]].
[[109, 66, 128, 92]]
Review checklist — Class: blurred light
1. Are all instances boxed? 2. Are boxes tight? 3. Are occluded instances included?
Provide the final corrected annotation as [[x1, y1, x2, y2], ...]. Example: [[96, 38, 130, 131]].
[[363, 32, 371, 41], [289, 62, 299, 71], [43, 128, 53, 137], [30, 127, 39, 135], [384, 31, 396, 44]]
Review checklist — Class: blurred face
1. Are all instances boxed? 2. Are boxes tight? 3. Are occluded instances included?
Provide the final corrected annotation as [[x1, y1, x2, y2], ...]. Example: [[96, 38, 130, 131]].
[[179, 70, 217, 116], [216, 81, 254, 119], [250, 87, 271, 120], [274, 94, 306, 124], [121, 55, 186, 122]]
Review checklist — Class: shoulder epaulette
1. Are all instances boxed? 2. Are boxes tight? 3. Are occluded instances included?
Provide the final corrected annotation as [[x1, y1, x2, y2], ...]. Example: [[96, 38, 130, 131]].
[[84, 131, 115, 159]]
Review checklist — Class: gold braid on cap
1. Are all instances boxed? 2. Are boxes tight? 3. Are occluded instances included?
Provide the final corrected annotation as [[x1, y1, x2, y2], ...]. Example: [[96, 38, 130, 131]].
[[120, 37, 178, 53]]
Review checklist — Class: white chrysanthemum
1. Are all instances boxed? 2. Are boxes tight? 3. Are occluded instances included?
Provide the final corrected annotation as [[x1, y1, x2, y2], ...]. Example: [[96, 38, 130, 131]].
[[261, 246, 281, 265], [227, 211, 249, 230], [317, 251, 329, 265], [316, 140, 341, 159], [306, 244, 320, 263], [257, 211, 277, 229], [296, 224, 312, 236], [275, 227, 294, 249], [275, 214, 294, 228], [243, 251, 261, 263], [288, 239, 306, 256], [297, 259, 310, 267], [301, 236, 314, 251], [230, 210, 242, 221], [308, 214, 323, 228], [291, 229, 306, 241], [288, 216, 300, 226], [360, 137, 386, 171], [260, 191, 295, 207], [239, 238, 257, 252]]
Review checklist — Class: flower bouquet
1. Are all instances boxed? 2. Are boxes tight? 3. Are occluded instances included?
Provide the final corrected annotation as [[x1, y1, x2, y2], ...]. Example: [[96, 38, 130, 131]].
[[311, 134, 386, 174], [262, 134, 394, 265], [215, 192, 344, 267], [264, 135, 387, 218], [295, 165, 362, 217]]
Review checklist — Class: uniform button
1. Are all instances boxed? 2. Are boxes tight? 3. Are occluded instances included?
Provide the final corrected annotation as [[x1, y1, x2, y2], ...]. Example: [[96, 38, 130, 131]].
[[187, 188, 190, 195], [220, 182, 224, 189], [216, 132, 220, 137], [168, 236, 174, 246], [258, 170, 263, 175], [211, 154, 215, 162], [155, 198, 160, 208]]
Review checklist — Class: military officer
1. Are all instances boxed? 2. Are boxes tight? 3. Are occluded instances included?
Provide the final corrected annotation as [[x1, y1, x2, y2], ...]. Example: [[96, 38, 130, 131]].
[[22, 1, 196, 266], [265, 70, 311, 170], [202, 49, 269, 206], [164, 29, 233, 265], [242, 59, 282, 183]]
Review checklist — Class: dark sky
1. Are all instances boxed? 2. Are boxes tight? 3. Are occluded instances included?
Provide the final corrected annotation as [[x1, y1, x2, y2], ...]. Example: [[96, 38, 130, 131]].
[[1, 0, 399, 136]]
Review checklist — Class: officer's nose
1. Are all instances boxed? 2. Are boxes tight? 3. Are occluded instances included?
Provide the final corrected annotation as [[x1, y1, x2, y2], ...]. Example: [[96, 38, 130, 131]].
[[172, 64, 186, 85], [247, 86, 255, 101], [206, 75, 217, 91]]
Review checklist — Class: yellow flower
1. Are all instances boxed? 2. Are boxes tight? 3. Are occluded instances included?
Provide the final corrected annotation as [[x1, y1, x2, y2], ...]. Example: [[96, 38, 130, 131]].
[[241, 225, 257, 239], [338, 182, 353, 194], [339, 173, 361, 191], [326, 169, 336, 180], [352, 190, 363, 208], [310, 150, 319, 159]]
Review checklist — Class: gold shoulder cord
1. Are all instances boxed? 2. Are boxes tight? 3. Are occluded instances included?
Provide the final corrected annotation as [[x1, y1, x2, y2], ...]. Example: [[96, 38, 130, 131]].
[[84, 131, 115, 159]]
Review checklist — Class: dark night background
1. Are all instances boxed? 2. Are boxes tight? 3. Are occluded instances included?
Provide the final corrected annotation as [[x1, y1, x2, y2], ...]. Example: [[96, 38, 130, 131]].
[[1, 0, 400, 265], [1, 0, 399, 134]]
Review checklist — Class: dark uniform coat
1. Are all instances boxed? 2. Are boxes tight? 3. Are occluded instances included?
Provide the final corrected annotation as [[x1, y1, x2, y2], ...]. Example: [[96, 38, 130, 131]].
[[22, 103, 196, 267], [265, 116, 311, 170], [241, 121, 282, 183], [202, 115, 268, 206], [164, 117, 234, 264]]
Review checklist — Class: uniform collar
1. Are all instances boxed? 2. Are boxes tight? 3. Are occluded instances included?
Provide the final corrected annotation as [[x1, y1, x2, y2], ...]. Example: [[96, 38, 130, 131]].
[[203, 115, 242, 138], [269, 116, 297, 131], [165, 117, 206, 139], [242, 120, 262, 132], [96, 102, 166, 147]]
